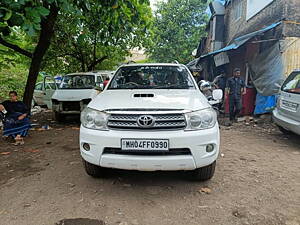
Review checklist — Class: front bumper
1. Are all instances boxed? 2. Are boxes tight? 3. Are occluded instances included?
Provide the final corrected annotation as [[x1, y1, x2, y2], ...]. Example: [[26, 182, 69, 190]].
[[52, 100, 89, 114], [273, 108, 300, 135], [80, 125, 220, 171]]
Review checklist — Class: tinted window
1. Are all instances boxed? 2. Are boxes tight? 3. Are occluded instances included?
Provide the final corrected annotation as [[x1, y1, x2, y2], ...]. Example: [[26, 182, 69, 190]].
[[108, 66, 195, 90], [282, 72, 300, 94], [96, 76, 103, 83], [45, 83, 56, 90]]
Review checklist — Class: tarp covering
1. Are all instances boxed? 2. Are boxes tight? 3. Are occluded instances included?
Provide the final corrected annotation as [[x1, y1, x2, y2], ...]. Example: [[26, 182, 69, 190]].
[[186, 58, 203, 72], [248, 42, 285, 96], [200, 21, 281, 59], [254, 94, 277, 115]]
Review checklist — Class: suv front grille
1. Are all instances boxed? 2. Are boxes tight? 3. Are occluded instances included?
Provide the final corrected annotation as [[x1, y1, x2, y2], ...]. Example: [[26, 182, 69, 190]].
[[107, 114, 186, 130], [103, 148, 191, 155]]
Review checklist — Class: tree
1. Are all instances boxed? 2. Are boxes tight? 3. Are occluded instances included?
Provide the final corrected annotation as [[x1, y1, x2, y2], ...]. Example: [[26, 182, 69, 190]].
[[147, 0, 208, 64], [0, 0, 85, 107], [0, 0, 152, 108], [42, 0, 153, 74]]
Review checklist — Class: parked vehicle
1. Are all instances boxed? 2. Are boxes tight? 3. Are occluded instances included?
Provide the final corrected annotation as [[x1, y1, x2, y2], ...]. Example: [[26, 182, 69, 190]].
[[96, 70, 115, 80], [33, 76, 57, 108], [80, 63, 223, 181], [273, 70, 300, 135], [52, 72, 105, 122]]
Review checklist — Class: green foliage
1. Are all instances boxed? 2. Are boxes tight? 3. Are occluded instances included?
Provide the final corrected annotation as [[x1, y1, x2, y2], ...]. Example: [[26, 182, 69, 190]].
[[0, 28, 33, 68], [0, 0, 87, 37], [0, 64, 28, 101], [147, 0, 209, 64], [42, 0, 153, 74], [0, 0, 153, 104]]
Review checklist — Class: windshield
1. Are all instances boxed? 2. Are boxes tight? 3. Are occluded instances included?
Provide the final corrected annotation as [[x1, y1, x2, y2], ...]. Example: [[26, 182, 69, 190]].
[[59, 75, 95, 89], [282, 72, 300, 94], [108, 65, 196, 90]]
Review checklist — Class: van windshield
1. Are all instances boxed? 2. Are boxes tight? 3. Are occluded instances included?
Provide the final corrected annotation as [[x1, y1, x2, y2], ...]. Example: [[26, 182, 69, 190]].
[[59, 75, 95, 89], [108, 65, 195, 90], [282, 72, 300, 94]]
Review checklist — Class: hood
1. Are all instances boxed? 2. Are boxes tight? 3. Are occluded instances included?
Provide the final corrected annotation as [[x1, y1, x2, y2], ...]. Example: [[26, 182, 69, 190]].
[[52, 89, 97, 101], [88, 89, 210, 112]]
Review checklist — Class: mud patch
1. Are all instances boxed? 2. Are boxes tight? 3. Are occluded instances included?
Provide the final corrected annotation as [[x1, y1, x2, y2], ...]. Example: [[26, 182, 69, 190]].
[[56, 218, 105, 225], [0, 157, 44, 185]]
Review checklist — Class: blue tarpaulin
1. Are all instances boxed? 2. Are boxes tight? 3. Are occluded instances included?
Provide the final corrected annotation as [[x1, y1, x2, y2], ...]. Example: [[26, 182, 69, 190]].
[[254, 93, 278, 115]]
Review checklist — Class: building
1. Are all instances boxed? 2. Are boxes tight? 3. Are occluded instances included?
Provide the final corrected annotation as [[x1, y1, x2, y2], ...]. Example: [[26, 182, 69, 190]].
[[193, 0, 300, 115]]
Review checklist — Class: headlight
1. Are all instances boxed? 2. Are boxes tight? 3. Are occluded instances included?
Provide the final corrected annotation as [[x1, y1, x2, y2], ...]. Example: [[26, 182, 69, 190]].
[[185, 108, 217, 130], [80, 107, 109, 130]]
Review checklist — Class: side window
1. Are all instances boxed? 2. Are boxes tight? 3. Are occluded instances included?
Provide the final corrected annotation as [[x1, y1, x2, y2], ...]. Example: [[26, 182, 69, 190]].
[[282, 73, 300, 94], [234, 0, 242, 21], [96, 76, 103, 83], [45, 83, 51, 90], [35, 83, 43, 90]]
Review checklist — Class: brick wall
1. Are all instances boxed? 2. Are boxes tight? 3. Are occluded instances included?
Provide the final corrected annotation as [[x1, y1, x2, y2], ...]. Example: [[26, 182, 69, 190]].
[[224, 0, 284, 44], [283, 0, 300, 37]]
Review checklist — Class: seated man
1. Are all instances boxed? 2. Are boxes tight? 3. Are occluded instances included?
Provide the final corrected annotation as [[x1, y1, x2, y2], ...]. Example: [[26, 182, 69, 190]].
[[1, 91, 31, 145]]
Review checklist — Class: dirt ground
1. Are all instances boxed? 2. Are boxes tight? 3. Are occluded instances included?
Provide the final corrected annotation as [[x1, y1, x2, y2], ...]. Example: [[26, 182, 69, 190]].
[[0, 112, 299, 225]]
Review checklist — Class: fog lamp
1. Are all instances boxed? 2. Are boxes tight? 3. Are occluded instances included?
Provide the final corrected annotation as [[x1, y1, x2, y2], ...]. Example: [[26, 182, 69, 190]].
[[206, 144, 214, 153], [83, 143, 90, 151]]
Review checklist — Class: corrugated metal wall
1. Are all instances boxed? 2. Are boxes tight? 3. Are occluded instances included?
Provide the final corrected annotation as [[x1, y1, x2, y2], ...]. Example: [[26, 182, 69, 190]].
[[282, 37, 300, 76]]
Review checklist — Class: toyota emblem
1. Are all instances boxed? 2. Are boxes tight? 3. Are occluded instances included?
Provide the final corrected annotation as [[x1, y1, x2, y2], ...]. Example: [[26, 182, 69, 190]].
[[137, 115, 155, 128]]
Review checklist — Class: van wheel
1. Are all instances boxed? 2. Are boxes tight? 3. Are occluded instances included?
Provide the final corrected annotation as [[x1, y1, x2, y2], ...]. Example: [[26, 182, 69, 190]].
[[54, 112, 65, 122], [190, 161, 216, 181], [82, 159, 109, 178], [277, 125, 293, 135]]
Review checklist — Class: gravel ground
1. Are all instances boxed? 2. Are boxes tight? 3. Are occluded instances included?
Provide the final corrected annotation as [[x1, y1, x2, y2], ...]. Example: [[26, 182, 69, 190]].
[[0, 112, 299, 225]]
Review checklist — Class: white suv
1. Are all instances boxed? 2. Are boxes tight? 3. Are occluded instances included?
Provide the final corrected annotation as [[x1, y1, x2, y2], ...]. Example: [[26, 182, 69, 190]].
[[80, 63, 221, 181]]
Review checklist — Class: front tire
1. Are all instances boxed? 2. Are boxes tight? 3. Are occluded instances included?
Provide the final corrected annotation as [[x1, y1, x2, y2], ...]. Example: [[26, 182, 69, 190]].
[[190, 161, 216, 181], [82, 159, 109, 178]]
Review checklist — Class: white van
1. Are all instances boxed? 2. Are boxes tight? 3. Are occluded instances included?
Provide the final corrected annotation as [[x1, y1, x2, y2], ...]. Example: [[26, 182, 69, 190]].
[[33, 76, 57, 108], [52, 72, 105, 122], [80, 63, 223, 181]]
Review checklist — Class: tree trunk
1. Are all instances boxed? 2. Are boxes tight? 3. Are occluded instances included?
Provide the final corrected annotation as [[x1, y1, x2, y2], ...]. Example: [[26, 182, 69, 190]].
[[23, 5, 59, 108], [92, 32, 97, 70]]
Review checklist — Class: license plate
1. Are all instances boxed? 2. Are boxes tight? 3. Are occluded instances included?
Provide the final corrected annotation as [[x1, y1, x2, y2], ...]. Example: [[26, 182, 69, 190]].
[[121, 139, 169, 151], [281, 100, 298, 112]]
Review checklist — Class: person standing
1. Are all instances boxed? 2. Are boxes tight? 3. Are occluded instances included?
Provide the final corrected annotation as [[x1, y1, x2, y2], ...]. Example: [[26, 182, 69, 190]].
[[226, 68, 246, 122]]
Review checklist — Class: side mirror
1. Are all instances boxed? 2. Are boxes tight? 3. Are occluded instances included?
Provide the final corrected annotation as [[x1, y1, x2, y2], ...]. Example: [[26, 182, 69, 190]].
[[212, 89, 223, 101]]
